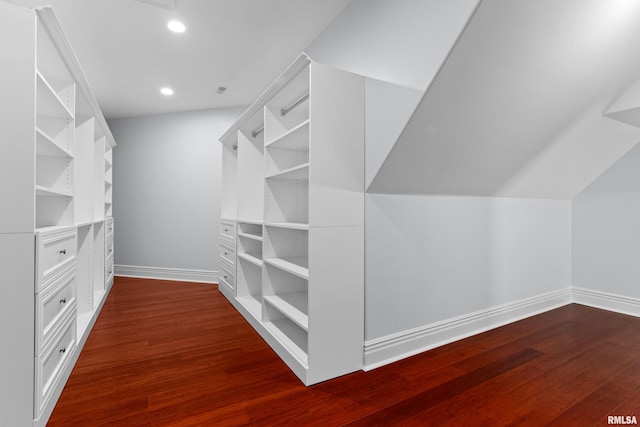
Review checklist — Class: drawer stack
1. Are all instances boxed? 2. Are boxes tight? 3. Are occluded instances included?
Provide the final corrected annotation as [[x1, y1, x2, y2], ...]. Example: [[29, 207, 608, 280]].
[[219, 219, 236, 293], [105, 217, 114, 286], [34, 226, 78, 417]]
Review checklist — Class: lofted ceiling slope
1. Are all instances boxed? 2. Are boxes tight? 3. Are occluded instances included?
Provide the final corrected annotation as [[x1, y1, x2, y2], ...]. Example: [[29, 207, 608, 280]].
[[369, 0, 640, 199], [7, 0, 351, 119]]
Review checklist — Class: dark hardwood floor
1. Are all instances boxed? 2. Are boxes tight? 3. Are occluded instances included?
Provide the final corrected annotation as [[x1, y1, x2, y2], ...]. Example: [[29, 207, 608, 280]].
[[48, 277, 640, 426]]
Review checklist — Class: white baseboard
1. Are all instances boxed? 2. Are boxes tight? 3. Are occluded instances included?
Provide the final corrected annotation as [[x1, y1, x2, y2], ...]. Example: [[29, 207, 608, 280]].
[[115, 264, 218, 284], [572, 287, 640, 318], [363, 289, 572, 371]]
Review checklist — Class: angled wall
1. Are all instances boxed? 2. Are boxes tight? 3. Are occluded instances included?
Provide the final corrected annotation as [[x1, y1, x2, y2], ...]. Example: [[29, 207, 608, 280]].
[[369, 0, 640, 199], [573, 143, 640, 316], [306, 0, 574, 369]]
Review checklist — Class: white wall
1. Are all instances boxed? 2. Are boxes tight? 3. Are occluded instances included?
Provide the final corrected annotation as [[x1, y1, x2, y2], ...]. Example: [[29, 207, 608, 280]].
[[109, 107, 243, 282], [573, 143, 640, 302], [364, 79, 572, 343], [307, 0, 573, 361], [366, 194, 571, 339]]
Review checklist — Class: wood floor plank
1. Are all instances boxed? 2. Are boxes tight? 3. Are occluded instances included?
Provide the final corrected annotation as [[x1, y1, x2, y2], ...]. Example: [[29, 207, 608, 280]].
[[345, 348, 543, 426], [47, 278, 640, 426]]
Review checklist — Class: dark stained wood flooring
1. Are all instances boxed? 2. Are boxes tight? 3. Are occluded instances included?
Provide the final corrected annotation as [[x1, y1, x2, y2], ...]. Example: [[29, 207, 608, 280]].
[[48, 277, 640, 426]]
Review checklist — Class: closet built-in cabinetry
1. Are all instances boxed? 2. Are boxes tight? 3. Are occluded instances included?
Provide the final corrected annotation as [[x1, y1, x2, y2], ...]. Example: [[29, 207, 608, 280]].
[[219, 54, 364, 385], [0, 4, 116, 426]]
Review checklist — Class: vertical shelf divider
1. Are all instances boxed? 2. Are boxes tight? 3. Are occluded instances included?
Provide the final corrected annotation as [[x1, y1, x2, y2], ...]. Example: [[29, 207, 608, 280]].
[[217, 53, 365, 385]]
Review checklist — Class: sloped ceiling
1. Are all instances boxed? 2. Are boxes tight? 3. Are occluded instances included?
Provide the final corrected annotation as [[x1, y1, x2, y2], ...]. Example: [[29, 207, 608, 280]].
[[6, 0, 351, 118], [368, 0, 640, 199]]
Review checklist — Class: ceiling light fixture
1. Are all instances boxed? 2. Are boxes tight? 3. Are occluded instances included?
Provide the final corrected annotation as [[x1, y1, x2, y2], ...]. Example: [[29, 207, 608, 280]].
[[167, 20, 186, 33], [160, 87, 174, 96]]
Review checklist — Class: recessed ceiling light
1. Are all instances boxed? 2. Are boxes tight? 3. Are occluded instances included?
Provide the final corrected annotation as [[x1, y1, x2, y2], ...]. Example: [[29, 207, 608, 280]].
[[160, 87, 174, 96], [167, 20, 186, 33]]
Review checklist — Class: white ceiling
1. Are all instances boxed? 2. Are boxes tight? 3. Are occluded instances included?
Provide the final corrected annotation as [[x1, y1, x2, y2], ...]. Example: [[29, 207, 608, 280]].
[[8, 0, 352, 118], [369, 0, 640, 199]]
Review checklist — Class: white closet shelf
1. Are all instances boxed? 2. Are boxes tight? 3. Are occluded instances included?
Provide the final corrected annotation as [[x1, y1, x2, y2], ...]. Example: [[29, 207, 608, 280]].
[[265, 119, 310, 151], [238, 232, 263, 242], [35, 185, 72, 197], [266, 222, 309, 231], [238, 219, 263, 225], [265, 319, 308, 366], [238, 252, 263, 267], [36, 128, 73, 158], [36, 71, 74, 119], [264, 257, 309, 280], [237, 295, 262, 319], [266, 163, 309, 181], [264, 292, 308, 331]]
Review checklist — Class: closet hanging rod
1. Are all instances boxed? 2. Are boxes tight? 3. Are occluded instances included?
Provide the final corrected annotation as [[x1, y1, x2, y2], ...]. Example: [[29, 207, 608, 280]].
[[281, 93, 309, 116], [249, 92, 309, 138], [251, 125, 264, 138]]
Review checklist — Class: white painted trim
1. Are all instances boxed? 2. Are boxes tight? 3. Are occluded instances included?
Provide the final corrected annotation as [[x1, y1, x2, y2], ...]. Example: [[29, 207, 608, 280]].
[[572, 287, 640, 318], [363, 289, 572, 371], [115, 264, 218, 284]]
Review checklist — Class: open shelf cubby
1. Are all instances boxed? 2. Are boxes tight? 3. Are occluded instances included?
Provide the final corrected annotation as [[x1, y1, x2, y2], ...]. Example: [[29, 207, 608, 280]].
[[217, 54, 364, 385]]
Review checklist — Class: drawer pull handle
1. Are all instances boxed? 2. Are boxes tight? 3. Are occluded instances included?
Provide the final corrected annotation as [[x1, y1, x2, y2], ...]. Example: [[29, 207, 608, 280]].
[[224, 252, 229, 256], [59, 249, 66, 255], [224, 275, 228, 279], [59, 298, 66, 304], [224, 228, 229, 232], [59, 347, 66, 354]]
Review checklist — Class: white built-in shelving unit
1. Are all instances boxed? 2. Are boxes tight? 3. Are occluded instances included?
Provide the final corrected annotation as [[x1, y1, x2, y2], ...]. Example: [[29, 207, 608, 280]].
[[0, 4, 116, 426], [218, 53, 364, 385]]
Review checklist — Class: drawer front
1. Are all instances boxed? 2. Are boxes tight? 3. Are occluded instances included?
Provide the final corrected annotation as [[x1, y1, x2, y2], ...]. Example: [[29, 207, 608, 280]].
[[36, 227, 77, 292], [220, 220, 236, 244], [106, 234, 114, 259], [106, 252, 114, 284], [219, 242, 236, 267], [35, 310, 77, 416], [219, 263, 235, 292], [106, 217, 114, 237], [36, 265, 77, 354]]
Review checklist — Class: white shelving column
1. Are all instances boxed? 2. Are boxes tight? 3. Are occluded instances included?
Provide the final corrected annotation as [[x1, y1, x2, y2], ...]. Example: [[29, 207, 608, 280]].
[[0, 4, 116, 426], [235, 110, 266, 318], [218, 54, 364, 385], [219, 130, 238, 296]]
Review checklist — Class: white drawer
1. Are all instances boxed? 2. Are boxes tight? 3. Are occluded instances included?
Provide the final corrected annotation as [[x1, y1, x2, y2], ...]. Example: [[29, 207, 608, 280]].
[[219, 263, 235, 292], [106, 251, 114, 272], [35, 309, 76, 417], [105, 217, 114, 237], [106, 253, 114, 285], [106, 234, 114, 259], [36, 226, 77, 293], [35, 265, 77, 354], [219, 242, 236, 267], [220, 219, 236, 244]]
